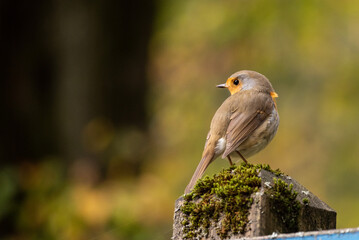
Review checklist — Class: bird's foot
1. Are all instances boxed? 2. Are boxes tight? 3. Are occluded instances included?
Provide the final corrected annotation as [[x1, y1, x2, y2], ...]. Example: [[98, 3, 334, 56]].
[[227, 156, 233, 166], [236, 151, 248, 164]]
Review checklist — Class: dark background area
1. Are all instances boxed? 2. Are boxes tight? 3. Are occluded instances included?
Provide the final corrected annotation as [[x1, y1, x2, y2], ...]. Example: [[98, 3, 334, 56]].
[[1, 1, 155, 238], [1, 0, 153, 162]]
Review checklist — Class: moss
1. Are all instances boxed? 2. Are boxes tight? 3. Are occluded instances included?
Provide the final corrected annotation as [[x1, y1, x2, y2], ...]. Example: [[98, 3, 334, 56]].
[[302, 198, 309, 205], [267, 178, 301, 233], [181, 163, 280, 239]]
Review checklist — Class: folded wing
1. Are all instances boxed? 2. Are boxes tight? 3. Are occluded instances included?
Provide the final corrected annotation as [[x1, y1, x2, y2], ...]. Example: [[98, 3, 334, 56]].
[[222, 92, 274, 158]]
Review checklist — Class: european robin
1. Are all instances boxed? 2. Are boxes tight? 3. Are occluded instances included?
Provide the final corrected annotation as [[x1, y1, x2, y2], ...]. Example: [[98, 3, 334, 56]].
[[185, 70, 279, 194]]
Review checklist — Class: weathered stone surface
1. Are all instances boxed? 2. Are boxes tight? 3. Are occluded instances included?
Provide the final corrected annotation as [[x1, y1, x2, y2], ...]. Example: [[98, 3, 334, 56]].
[[248, 170, 336, 237], [173, 168, 336, 239]]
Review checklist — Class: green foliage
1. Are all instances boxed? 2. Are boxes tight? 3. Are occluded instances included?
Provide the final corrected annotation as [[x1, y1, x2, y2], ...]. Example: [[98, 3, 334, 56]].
[[0, 169, 17, 219]]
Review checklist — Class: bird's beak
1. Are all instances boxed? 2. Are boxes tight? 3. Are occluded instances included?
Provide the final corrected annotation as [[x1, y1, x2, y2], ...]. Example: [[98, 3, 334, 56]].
[[216, 83, 227, 88]]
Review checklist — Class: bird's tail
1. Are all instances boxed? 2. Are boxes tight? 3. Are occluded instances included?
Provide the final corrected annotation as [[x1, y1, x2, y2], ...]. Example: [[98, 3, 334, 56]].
[[184, 151, 215, 194]]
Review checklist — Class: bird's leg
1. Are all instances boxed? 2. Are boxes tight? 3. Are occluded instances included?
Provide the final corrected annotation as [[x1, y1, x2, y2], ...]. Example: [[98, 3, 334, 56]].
[[236, 151, 248, 164], [227, 155, 233, 166]]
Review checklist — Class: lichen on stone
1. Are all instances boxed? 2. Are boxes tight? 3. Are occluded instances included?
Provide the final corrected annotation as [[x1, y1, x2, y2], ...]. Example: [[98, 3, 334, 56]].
[[181, 163, 280, 239]]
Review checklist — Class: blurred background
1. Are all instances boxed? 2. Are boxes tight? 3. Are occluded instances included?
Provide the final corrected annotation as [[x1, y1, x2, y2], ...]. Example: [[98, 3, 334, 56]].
[[1, 0, 359, 239]]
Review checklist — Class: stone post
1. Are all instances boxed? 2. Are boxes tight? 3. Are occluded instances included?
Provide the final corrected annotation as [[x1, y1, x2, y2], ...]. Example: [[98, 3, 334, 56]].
[[172, 164, 336, 240]]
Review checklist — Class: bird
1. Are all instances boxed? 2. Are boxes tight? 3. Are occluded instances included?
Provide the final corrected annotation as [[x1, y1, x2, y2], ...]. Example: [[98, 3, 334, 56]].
[[184, 70, 279, 194]]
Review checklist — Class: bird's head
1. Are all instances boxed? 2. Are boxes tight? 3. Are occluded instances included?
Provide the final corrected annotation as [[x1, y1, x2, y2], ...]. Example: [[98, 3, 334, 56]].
[[216, 70, 278, 100]]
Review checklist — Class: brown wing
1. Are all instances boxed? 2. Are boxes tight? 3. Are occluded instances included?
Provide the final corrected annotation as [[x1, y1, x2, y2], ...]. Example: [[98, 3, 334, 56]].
[[222, 91, 274, 158]]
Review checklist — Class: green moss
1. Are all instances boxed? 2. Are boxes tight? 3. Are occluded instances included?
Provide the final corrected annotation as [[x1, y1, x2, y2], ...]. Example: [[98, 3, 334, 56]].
[[302, 198, 309, 205], [267, 178, 301, 233], [181, 163, 279, 239]]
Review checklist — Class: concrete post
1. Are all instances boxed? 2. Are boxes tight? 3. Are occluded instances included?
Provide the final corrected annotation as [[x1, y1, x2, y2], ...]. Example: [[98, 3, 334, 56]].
[[172, 164, 336, 239]]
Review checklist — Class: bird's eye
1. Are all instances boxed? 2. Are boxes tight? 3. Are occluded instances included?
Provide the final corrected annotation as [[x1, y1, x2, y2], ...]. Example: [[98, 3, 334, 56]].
[[233, 79, 239, 85]]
